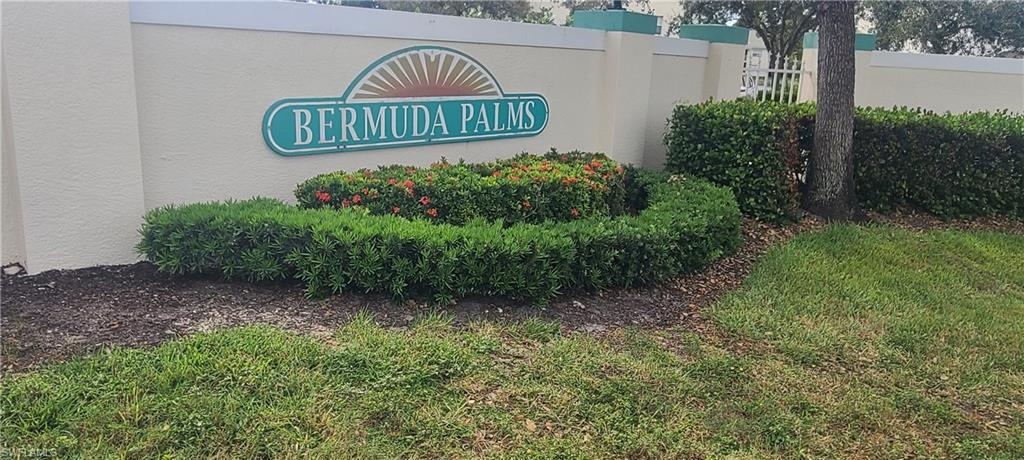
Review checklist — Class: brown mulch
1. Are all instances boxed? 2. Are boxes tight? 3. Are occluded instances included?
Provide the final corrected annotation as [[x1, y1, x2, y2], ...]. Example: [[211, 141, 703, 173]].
[[1, 219, 812, 373], [3, 213, 1018, 373]]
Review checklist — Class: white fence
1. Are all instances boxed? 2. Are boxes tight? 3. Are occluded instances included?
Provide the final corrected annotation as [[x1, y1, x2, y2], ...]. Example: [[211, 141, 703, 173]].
[[742, 49, 807, 103]]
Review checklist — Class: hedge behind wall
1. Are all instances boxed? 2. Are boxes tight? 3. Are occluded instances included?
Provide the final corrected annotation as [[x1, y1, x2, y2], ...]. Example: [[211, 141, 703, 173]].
[[664, 100, 1024, 221]]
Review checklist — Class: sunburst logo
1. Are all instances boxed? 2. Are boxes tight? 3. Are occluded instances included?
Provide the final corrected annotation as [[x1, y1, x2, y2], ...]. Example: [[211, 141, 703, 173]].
[[263, 46, 549, 156]]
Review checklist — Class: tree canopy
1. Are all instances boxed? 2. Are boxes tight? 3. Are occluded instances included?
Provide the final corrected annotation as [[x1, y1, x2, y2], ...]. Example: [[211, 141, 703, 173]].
[[323, 0, 556, 24], [669, 0, 1023, 58], [863, 0, 1024, 57], [670, 1, 818, 63]]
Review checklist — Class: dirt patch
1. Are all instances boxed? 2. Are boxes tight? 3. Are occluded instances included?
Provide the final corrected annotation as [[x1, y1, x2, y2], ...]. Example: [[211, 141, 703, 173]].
[[2, 219, 811, 373]]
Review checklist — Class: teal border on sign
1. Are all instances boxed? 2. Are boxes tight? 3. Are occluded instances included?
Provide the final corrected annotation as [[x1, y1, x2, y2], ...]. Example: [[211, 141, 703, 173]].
[[262, 45, 550, 157]]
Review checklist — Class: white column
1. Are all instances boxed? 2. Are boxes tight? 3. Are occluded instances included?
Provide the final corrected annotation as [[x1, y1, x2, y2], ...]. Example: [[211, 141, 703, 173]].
[[2, 2, 147, 273], [598, 31, 656, 165]]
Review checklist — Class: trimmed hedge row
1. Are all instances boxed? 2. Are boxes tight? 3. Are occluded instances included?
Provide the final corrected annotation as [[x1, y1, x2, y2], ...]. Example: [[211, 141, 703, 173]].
[[664, 100, 1024, 221], [138, 174, 741, 304], [295, 152, 628, 225]]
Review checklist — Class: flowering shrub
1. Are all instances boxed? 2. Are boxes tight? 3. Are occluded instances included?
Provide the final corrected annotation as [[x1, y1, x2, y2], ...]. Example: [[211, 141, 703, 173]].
[[295, 151, 628, 225], [139, 172, 740, 304]]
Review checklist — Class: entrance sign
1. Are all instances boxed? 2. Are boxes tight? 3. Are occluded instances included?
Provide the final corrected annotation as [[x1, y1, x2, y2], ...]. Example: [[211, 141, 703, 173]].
[[263, 46, 550, 156]]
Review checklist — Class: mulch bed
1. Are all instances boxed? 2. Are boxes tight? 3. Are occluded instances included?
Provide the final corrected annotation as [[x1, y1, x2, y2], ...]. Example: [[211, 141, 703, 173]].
[[1, 219, 810, 373], [3, 213, 1018, 373]]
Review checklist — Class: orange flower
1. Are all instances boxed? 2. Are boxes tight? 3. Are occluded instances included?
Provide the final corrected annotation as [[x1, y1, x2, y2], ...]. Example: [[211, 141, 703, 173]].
[[392, 207, 400, 214], [403, 179, 415, 189], [570, 208, 580, 218], [426, 208, 438, 217]]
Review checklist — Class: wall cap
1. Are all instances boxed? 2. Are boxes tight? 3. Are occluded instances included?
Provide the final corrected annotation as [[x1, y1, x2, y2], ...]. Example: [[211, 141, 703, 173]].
[[803, 31, 877, 51], [678, 24, 749, 45], [129, 0, 606, 51], [871, 51, 1024, 75], [652, 36, 709, 58], [571, 10, 659, 35]]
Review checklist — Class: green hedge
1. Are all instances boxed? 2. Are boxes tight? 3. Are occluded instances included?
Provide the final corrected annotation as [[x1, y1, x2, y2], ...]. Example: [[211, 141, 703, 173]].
[[664, 100, 1024, 220], [138, 175, 740, 304], [295, 152, 628, 225]]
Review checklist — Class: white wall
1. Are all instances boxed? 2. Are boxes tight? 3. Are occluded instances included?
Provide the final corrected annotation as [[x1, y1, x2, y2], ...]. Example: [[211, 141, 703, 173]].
[[130, 24, 607, 208], [9, 1, 1017, 274], [644, 51, 707, 168], [800, 49, 1024, 113], [2, 1, 724, 273], [2, 1, 148, 272]]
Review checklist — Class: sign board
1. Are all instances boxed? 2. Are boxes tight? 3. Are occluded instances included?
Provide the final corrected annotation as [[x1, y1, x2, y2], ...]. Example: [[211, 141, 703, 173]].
[[263, 46, 550, 156]]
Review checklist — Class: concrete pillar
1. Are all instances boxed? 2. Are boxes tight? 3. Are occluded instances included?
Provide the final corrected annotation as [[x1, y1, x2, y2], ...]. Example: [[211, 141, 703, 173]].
[[598, 31, 656, 164], [2, 2, 147, 273], [572, 9, 659, 163]]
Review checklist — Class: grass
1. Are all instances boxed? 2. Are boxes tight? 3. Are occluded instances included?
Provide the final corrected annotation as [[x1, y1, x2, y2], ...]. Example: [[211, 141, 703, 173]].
[[3, 225, 1023, 458]]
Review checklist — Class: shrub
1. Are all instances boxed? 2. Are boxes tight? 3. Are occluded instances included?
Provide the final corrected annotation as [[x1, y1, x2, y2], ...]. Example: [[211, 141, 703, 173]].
[[138, 175, 740, 305], [295, 152, 628, 225], [664, 100, 1024, 220], [663, 101, 812, 221]]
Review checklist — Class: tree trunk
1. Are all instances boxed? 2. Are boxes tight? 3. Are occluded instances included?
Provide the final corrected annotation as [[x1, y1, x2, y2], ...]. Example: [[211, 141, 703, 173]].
[[803, 0, 861, 221]]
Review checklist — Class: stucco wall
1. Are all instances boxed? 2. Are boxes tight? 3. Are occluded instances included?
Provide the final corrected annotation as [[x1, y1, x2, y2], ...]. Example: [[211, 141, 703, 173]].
[[644, 53, 707, 169], [2, 67, 27, 267], [800, 49, 1024, 113], [7, 1, 1018, 274], [2, 1, 147, 273], [2, 1, 720, 273], [130, 24, 607, 207]]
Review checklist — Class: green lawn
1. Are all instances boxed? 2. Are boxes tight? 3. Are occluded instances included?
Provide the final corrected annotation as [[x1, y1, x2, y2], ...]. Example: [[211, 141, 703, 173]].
[[3, 225, 1022, 458]]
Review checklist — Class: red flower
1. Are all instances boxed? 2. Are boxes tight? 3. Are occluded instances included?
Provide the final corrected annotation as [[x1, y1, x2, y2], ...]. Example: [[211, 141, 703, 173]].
[[388, 178, 398, 186], [402, 179, 415, 189], [570, 208, 580, 218], [352, 194, 362, 204], [392, 207, 400, 214], [426, 208, 438, 217], [314, 190, 331, 203], [590, 160, 604, 169], [419, 196, 431, 206], [341, 199, 351, 208], [492, 171, 502, 177], [522, 200, 531, 209]]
